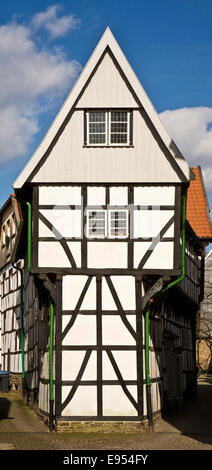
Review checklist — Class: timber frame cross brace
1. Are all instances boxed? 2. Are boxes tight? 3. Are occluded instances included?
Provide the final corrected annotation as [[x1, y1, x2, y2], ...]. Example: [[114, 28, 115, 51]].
[[38, 274, 57, 303], [142, 276, 171, 312]]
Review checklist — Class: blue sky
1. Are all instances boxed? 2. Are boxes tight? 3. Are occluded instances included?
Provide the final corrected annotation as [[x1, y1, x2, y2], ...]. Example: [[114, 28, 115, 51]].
[[1, 0, 212, 235]]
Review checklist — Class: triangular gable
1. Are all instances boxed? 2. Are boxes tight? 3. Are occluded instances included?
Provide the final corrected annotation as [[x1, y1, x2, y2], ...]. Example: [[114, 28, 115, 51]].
[[13, 27, 190, 189], [76, 49, 139, 108]]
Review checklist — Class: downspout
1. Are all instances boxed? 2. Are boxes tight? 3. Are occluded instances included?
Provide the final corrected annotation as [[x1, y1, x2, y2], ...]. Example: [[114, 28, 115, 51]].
[[12, 263, 25, 397], [144, 187, 188, 427], [49, 302, 55, 432]]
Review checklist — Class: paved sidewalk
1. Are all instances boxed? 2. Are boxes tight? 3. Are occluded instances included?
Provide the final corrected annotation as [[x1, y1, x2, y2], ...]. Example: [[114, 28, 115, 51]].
[[0, 376, 212, 450]]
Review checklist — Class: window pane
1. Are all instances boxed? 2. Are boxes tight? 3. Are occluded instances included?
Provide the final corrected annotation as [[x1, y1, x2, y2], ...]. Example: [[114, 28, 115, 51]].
[[89, 211, 105, 219], [89, 134, 106, 144], [110, 134, 128, 144], [111, 112, 128, 122], [89, 123, 105, 133], [111, 212, 127, 220], [111, 123, 128, 133], [89, 112, 105, 122]]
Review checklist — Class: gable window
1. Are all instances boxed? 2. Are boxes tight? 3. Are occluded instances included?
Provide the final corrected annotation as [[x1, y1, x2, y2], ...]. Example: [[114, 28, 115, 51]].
[[87, 210, 107, 238], [85, 110, 132, 146], [86, 209, 128, 238]]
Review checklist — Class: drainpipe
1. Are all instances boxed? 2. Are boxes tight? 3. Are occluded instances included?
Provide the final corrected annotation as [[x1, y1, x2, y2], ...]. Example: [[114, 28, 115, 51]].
[[144, 187, 188, 427], [49, 302, 55, 432], [145, 302, 152, 427], [12, 263, 25, 397]]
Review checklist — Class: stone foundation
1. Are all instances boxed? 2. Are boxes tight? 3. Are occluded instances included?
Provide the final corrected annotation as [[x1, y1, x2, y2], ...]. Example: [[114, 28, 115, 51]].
[[56, 419, 153, 433], [9, 373, 23, 393], [197, 340, 212, 372]]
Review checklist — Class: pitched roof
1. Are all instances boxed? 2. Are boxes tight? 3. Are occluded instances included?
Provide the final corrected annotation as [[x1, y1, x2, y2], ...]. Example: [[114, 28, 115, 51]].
[[187, 166, 212, 240], [13, 27, 191, 189]]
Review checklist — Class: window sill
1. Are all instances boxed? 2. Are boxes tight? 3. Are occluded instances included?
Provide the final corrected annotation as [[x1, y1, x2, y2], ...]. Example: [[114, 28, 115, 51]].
[[83, 145, 134, 148]]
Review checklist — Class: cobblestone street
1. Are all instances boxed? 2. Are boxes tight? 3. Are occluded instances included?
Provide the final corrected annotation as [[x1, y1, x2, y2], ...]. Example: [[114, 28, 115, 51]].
[[0, 376, 212, 452]]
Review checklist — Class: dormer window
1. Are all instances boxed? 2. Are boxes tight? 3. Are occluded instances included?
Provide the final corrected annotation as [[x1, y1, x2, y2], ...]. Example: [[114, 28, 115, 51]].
[[85, 110, 132, 146]]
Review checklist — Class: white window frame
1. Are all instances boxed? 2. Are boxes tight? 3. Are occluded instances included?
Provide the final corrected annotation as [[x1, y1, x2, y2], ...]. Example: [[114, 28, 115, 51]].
[[86, 111, 107, 146], [108, 209, 129, 239], [87, 209, 107, 238], [108, 111, 130, 146], [86, 110, 131, 146]]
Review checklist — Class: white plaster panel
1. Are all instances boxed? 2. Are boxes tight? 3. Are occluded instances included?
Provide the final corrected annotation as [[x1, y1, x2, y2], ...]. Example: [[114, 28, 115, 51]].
[[102, 353, 117, 380], [133, 242, 152, 269], [63, 276, 89, 310], [102, 315, 136, 345], [39, 242, 71, 268], [103, 351, 137, 381], [39, 383, 50, 413], [62, 314, 96, 346], [103, 385, 138, 416], [133, 210, 174, 238], [88, 242, 127, 268], [39, 186, 82, 205], [39, 209, 82, 238], [80, 276, 96, 310], [61, 386, 97, 416], [133, 241, 173, 269], [87, 187, 106, 206], [67, 242, 81, 268], [144, 242, 174, 269], [110, 276, 136, 310], [102, 277, 117, 310], [134, 186, 175, 205], [39, 220, 54, 237], [109, 187, 128, 205], [62, 351, 97, 381]]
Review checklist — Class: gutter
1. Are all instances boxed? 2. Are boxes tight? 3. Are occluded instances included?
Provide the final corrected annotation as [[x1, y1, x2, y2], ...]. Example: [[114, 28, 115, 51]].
[[49, 302, 55, 432], [144, 188, 188, 427]]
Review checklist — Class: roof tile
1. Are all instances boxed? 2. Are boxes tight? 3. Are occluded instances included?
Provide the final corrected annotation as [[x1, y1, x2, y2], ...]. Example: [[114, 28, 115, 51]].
[[187, 166, 212, 239]]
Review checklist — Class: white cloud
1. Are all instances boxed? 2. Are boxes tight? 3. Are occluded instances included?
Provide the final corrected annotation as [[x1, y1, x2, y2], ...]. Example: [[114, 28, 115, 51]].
[[31, 5, 80, 38], [160, 107, 212, 195], [0, 9, 81, 164], [0, 106, 39, 160]]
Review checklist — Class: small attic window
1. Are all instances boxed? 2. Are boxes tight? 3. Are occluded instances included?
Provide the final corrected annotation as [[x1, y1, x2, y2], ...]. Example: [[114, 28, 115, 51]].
[[85, 110, 132, 146]]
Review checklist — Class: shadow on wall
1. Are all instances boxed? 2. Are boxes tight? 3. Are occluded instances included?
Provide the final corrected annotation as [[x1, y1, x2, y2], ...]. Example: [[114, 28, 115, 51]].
[[0, 397, 12, 420]]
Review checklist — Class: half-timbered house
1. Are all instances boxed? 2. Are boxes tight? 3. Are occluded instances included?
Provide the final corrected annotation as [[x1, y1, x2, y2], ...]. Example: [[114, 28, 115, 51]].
[[1, 28, 210, 431]]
